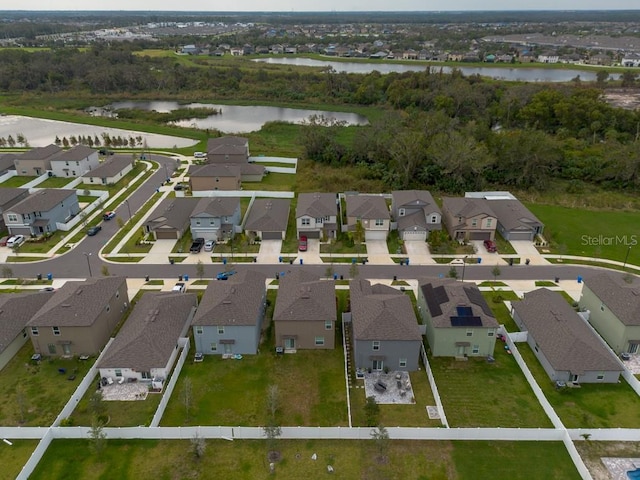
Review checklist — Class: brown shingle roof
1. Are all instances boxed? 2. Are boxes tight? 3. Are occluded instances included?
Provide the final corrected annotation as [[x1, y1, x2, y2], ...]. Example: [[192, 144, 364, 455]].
[[274, 271, 336, 322], [0, 292, 53, 354], [442, 197, 496, 220], [584, 273, 640, 326], [350, 279, 421, 341], [513, 289, 621, 375], [9, 189, 75, 214], [0, 154, 17, 173], [206, 136, 249, 159], [189, 164, 241, 178], [27, 277, 126, 328], [143, 198, 200, 231], [392, 190, 440, 213], [346, 195, 390, 220], [192, 270, 266, 326], [50, 145, 96, 162], [296, 192, 337, 218], [19, 144, 62, 161], [245, 198, 290, 232], [0, 188, 27, 208], [98, 292, 197, 371], [82, 155, 133, 178], [191, 197, 240, 217], [485, 199, 543, 233]]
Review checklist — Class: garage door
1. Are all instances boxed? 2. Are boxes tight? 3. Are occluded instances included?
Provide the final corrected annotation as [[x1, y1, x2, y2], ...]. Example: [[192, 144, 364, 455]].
[[402, 230, 427, 242], [468, 231, 491, 241], [155, 230, 179, 240], [301, 230, 321, 239], [261, 231, 282, 240], [365, 230, 388, 241], [507, 232, 533, 241]]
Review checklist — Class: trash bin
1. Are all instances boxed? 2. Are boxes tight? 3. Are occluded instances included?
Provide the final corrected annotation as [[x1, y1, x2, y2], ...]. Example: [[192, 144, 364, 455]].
[[577, 276, 583, 284], [351, 258, 356, 264], [299, 258, 303, 265], [223, 258, 227, 265], [47, 273, 52, 280], [145, 275, 150, 282], [509, 258, 514, 266], [333, 273, 338, 280], [275, 273, 279, 280], [555, 277, 560, 283], [406, 258, 410, 266], [278, 256, 283, 263], [37, 273, 42, 280], [477, 258, 482, 264], [289, 259, 293, 265], [340, 275, 343, 280], [253, 257, 257, 263], [400, 259, 404, 266], [525, 258, 530, 265], [178, 275, 183, 281], [184, 274, 189, 281], [393, 275, 397, 281], [170, 259, 175, 265]]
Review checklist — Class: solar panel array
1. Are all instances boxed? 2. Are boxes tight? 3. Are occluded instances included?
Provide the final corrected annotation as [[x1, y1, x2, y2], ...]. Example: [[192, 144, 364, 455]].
[[464, 286, 494, 317]]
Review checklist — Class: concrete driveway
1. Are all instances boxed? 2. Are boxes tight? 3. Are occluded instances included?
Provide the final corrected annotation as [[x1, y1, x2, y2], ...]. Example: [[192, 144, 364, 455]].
[[256, 239, 282, 264], [296, 239, 322, 265], [470, 240, 508, 266], [403, 241, 437, 265], [139, 240, 177, 265], [510, 240, 550, 265], [365, 240, 395, 265]]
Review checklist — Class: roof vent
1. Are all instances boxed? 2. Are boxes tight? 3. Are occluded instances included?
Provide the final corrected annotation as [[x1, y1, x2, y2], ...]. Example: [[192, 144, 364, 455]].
[[76, 289, 83, 295], [61, 303, 71, 308], [222, 299, 232, 304]]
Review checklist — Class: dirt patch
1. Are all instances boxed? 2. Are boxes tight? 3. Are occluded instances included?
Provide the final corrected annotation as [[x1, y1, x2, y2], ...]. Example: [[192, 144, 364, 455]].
[[603, 89, 640, 110]]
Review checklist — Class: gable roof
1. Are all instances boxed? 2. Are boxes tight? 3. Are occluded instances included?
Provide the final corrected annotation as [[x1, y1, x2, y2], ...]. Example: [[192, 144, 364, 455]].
[[274, 271, 336, 322], [296, 193, 337, 218], [8, 189, 76, 214], [98, 292, 197, 371], [19, 144, 62, 161], [483, 199, 543, 232], [584, 273, 640, 326], [191, 197, 240, 218], [143, 198, 200, 231], [0, 154, 18, 173], [245, 198, 290, 232], [442, 197, 497, 220], [0, 292, 53, 354], [514, 289, 621, 375], [346, 195, 390, 220], [82, 155, 133, 178], [0, 187, 28, 208], [419, 278, 498, 328], [206, 136, 249, 159], [192, 270, 266, 326], [392, 190, 440, 214], [27, 277, 126, 328], [189, 164, 241, 178], [50, 145, 96, 162], [350, 279, 421, 341]]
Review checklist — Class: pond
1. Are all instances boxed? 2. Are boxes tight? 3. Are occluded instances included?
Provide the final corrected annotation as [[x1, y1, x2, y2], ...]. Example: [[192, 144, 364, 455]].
[[108, 101, 369, 133], [254, 57, 622, 83], [0, 115, 197, 149]]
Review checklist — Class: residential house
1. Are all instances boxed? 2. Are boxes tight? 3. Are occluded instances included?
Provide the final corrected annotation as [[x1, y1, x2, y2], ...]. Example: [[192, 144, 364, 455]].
[[587, 54, 612, 66], [349, 279, 422, 371], [98, 292, 197, 384], [296, 192, 338, 239], [579, 273, 640, 354], [49, 145, 99, 178], [190, 196, 241, 241], [143, 197, 200, 240], [27, 277, 129, 357], [0, 187, 29, 231], [188, 164, 241, 191], [81, 155, 134, 185], [192, 271, 267, 355], [206, 136, 250, 163], [345, 194, 390, 241], [0, 291, 53, 371], [3, 189, 79, 237], [418, 279, 498, 357], [538, 53, 559, 64], [244, 198, 290, 240], [441, 197, 497, 242], [513, 288, 622, 383], [0, 153, 18, 175], [622, 53, 640, 67], [274, 271, 336, 350], [391, 190, 442, 241], [14, 144, 62, 176], [465, 192, 544, 241]]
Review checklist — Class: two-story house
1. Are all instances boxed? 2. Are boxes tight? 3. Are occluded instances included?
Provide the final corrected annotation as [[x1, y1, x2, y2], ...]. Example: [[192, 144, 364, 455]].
[[49, 145, 100, 178], [190, 197, 241, 242], [441, 197, 497, 242], [188, 164, 241, 191], [14, 144, 62, 176], [244, 198, 290, 240], [206, 136, 250, 163], [0, 188, 29, 232], [143, 198, 200, 240], [0, 153, 18, 175], [82, 155, 134, 186], [296, 192, 338, 239], [391, 190, 442, 241], [3, 189, 80, 237], [345, 194, 390, 241]]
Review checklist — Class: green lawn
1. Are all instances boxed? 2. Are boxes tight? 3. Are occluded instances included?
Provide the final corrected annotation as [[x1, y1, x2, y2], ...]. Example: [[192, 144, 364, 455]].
[[481, 290, 520, 333], [38, 177, 77, 188], [0, 439, 38, 480], [0, 342, 93, 426], [0, 175, 36, 187], [242, 172, 295, 191], [103, 192, 162, 254], [30, 439, 580, 480], [518, 343, 640, 428], [12, 231, 66, 254]]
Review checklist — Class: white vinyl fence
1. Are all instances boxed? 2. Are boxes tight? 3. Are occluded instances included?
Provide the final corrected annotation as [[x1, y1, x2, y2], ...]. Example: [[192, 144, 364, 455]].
[[420, 344, 449, 428], [150, 338, 190, 427]]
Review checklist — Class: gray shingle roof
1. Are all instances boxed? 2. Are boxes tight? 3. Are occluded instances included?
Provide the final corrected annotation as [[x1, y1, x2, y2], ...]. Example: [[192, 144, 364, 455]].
[[192, 270, 266, 326], [245, 198, 290, 232], [350, 279, 421, 341], [9, 189, 76, 214], [346, 195, 390, 220], [50, 145, 96, 162], [392, 190, 440, 214], [274, 271, 336, 322], [442, 197, 496, 220], [0, 188, 27, 208], [82, 155, 133, 178], [0, 292, 53, 354], [0, 154, 17, 173], [191, 197, 240, 217], [189, 164, 241, 178], [485, 199, 543, 232], [19, 144, 62, 161], [584, 273, 640, 326], [143, 198, 200, 231], [27, 277, 126, 327], [98, 292, 197, 371], [296, 193, 337, 218], [513, 289, 621, 375], [206, 136, 249, 158]]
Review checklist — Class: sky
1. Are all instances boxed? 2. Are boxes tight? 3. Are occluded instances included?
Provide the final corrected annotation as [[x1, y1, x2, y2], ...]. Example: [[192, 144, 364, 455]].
[[6, 1, 640, 11]]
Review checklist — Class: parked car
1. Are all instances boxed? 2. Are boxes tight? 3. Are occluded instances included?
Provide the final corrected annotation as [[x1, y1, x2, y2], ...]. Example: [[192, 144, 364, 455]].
[[194, 152, 206, 159], [102, 211, 116, 221], [216, 270, 237, 280], [204, 240, 215, 252], [173, 183, 188, 191], [0, 236, 8, 247], [87, 226, 102, 236], [483, 239, 497, 253], [298, 235, 308, 252], [6, 235, 25, 248], [172, 282, 186, 293], [190, 237, 205, 253]]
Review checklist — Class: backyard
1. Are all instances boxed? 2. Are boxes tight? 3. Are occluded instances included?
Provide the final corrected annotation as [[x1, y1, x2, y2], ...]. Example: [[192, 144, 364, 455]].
[[0, 439, 38, 480]]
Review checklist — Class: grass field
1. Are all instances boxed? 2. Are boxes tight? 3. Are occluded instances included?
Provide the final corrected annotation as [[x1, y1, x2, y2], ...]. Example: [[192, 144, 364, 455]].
[[37, 176, 77, 188], [0, 175, 36, 187], [29, 439, 581, 480], [0, 439, 38, 480]]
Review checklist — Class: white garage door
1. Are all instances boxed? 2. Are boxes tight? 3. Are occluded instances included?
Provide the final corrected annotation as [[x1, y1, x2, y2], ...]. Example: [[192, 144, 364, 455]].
[[402, 230, 427, 242], [261, 231, 282, 240], [507, 231, 534, 241], [365, 230, 387, 241]]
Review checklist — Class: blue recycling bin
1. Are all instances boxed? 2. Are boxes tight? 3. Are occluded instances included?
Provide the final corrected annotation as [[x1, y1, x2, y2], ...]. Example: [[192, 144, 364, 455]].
[[477, 257, 482, 264], [47, 273, 52, 281], [406, 258, 410, 266], [223, 258, 227, 265], [351, 258, 356, 264], [577, 276, 583, 284], [438, 273, 444, 278], [184, 274, 189, 282], [333, 273, 338, 280], [280, 272, 285, 277], [299, 258, 303, 265], [279, 256, 283, 263]]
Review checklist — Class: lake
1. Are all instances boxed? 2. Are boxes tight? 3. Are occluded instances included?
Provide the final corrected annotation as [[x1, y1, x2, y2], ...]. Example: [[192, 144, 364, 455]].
[[109, 101, 369, 133], [253, 57, 622, 83]]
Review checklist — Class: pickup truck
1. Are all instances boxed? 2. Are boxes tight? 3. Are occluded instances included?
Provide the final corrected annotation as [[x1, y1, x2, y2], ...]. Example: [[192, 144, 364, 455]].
[[190, 237, 205, 253]]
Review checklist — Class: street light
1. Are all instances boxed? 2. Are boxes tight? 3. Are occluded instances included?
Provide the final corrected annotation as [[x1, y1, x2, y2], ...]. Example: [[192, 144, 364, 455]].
[[124, 199, 132, 222], [461, 255, 468, 282], [83, 252, 93, 278], [623, 246, 632, 270]]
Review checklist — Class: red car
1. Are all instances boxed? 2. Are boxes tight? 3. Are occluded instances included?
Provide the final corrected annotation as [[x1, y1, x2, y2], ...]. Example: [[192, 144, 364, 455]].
[[484, 239, 497, 253], [298, 236, 308, 252]]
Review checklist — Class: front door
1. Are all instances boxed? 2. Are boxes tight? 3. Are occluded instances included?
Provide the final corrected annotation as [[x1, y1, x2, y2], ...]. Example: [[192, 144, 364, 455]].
[[372, 359, 384, 371], [629, 343, 639, 354], [571, 374, 579, 382], [284, 338, 295, 349], [456, 345, 466, 356], [62, 344, 71, 356], [224, 343, 233, 354]]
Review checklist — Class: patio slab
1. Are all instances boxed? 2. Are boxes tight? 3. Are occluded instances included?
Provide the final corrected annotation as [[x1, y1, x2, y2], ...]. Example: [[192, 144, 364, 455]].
[[99, 382, 150, 401], [363, 371, 415, 405], [602, 457, 640, 480]]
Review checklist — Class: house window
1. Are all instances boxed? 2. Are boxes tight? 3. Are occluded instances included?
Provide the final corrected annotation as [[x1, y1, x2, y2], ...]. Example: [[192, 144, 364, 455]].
[[472, 345, 479, 354], [141, 371, 151, 379], [488, 329, 495, 337], [596, 372, 605, 381], [195, 326, 203, 335], [218, 326, 225, 335], [106, 305, 110, 312], [72, 171, 76, 176], [534, 343, 539, 353], [315, 336, 325, 346], [196, 220, 201, 226], [325, 321, 332, 330], [7, 214, 18, 222], [372, 341, 380, 351], [301, 218, 310, 226], [471, 219, 478, 227], [115, 369, 122, 377], [65, 161, 69, 166], [375, 219, 384, 226], [398, 208, 405, 216], [22, 328, 27, 338], [430, 215, 438, 223], [31, 327, 39, 336], [316, 217, 323, 224], [399, 358, 407, 368], [486, 218, 493, 227], [76, 161, 79, 166], [90, 178, 94, 183], [216, 178, 219, 182], [48, 344, 56, 355], [52, 326, 60, 336], [116, 291, 119, 298], [600, 303, 605, 312], [210, 343, 218, 352], [466, 329, 473, 337]]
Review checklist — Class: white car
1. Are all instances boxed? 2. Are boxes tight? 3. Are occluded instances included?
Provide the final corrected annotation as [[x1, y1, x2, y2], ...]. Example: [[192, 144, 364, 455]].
[[172, 282, 186, 293], [194, 152, 206, 159], [204, 240, 215, 252], [6, 235, 25, 248]]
